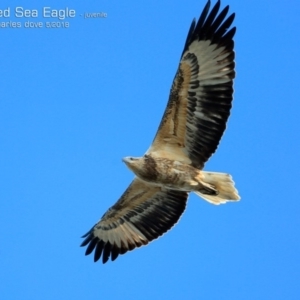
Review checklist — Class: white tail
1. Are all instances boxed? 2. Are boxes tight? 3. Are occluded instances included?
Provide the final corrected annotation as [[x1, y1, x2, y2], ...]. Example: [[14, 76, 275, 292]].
[[195, 172, 240, 205]]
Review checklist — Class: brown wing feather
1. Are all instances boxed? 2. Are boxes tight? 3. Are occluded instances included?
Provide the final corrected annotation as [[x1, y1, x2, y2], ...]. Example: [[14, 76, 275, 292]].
[[81, 178, 188, 263], [148, 0, 236, 169]]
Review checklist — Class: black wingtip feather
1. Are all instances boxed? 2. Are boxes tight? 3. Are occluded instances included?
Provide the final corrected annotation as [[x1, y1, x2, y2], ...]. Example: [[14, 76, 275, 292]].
[[81, 231, 90, 238], [196, 0, 211, 31], [181, 19, 196, 58], [215, 5, 229, 26], [222, 26, 236, 42], [85, 238, 98, 256], [94, 240, 104, 262], [206, 5, 228, 38], [102, 242, 112, 264], [201, 0, 221, 35], [81, 224, 95, 238], [80, 234, 93, 247], [111, 246, 120, 261], [213, 12, 235, 40]]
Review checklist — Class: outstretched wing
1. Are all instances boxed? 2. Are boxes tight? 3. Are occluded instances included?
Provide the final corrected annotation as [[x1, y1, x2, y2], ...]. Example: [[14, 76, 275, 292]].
[[148, 0, 236, 169], [81, 178, 188, 264]]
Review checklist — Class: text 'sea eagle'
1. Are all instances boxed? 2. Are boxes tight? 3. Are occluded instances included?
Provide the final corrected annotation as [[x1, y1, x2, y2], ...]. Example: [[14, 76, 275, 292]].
[[81, 0, 240, 264]]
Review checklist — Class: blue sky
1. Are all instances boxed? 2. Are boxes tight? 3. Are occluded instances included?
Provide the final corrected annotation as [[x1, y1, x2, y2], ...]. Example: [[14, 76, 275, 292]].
[[1, 0, 300, 299]]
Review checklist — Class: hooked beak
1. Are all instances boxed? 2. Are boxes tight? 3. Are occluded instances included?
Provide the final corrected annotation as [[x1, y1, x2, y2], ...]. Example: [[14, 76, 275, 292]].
[[122, 157, 130, 164]]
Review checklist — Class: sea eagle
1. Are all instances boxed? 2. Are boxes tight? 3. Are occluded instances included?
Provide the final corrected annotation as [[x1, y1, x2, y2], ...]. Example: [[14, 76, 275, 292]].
[[81, 0, 240, 264]]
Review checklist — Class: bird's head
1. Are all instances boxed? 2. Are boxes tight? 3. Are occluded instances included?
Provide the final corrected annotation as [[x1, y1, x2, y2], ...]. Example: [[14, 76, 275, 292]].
[[122, 156, 143, 173]]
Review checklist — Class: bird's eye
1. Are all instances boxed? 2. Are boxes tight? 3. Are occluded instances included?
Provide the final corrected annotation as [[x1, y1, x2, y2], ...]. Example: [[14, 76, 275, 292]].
[[130, 158, 133, 161]]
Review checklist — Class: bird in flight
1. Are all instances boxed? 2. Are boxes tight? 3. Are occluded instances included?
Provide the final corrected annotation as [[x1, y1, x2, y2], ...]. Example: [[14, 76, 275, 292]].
[[81, 0, 240, 264]]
